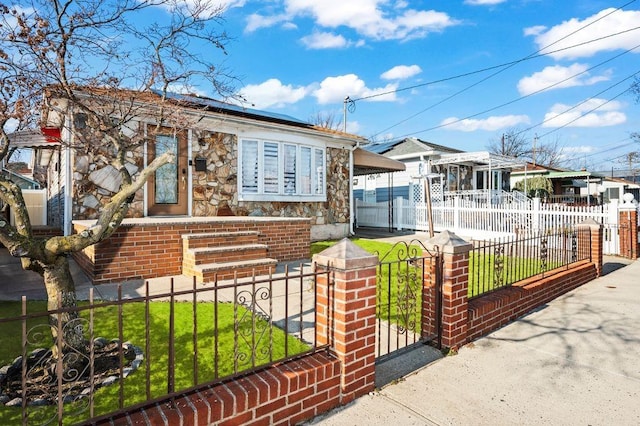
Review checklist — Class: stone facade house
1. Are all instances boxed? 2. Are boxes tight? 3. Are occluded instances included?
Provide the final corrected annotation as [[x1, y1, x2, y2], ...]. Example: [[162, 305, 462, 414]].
[[26, 89, 379, 283], [41, 90, 365, 242]]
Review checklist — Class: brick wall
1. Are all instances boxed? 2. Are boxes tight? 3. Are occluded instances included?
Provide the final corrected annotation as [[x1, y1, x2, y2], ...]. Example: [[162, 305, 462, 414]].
[[467, 260, 597, 341], [72, 217, 311, 284], [424, 224, 603, 350], [96, 352, 342, 426]]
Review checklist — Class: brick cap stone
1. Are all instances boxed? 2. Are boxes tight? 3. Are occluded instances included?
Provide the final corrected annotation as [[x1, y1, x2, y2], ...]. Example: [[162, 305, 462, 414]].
[[312, 238, 378, 270], [577, 218, 603, 229], [424, 230, 472, 254]]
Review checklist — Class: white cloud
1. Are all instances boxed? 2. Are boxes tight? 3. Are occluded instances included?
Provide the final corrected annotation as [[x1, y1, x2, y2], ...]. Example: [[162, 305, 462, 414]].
[[441, 115, 530, 132], [247, 0, 459, 42], [517, 64, 611, 95], [301, 31, 349, 49], [3, 118, 19, 133], [525, 8, 640, 60], [238, 79, 309, 109], [381, 65, 422, 80], [464, 0, 507, 5], [562, 145, 595, 155], [245, 13, 289, 33], [313, 74, 398, 104], [166, 84, 209, 97], [346, 120, 361, 134], [542, 98, 626, 128]]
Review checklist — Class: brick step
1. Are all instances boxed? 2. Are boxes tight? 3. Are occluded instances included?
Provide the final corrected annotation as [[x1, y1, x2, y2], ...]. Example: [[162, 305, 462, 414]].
[[184, 244, 268, 265], [182, 231, 260, 249], [188, 258, 278, 282]]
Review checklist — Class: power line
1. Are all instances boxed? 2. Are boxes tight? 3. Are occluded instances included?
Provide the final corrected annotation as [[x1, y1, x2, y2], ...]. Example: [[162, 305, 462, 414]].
[[394, 44, 640, 138], [515, 69, 640, 138], [554, 137, 635, 167], [362, 0, 638, 138], [367, 25, 640, 137]]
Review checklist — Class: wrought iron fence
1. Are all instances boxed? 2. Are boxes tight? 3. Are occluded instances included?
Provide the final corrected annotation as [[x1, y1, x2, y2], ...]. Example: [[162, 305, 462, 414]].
[[469, 227, 592, 299], [0, 265, 326, 425], [375, 240, 442, 360]]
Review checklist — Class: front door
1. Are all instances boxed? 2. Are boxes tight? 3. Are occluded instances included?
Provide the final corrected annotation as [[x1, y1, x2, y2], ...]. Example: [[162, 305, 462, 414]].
[[147, 128, 189, 216]]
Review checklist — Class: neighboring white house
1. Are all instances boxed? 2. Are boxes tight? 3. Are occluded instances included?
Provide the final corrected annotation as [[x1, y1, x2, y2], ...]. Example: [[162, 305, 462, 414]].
[[354, 137, 525, 205]]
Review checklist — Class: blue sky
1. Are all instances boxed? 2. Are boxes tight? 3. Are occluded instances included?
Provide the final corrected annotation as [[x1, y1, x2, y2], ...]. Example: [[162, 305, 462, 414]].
[[205, 0, 640, 172], [7, 1, 639, 171]]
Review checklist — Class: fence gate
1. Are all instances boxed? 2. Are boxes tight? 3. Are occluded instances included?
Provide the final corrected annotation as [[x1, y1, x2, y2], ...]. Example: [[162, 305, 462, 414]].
[[375, 240, 442, 362]]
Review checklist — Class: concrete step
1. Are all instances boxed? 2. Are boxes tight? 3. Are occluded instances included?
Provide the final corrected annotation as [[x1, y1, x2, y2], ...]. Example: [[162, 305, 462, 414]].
[[184, 244, 269, 265], [187, 258, 278, 282], [182, 231, 260, 249]]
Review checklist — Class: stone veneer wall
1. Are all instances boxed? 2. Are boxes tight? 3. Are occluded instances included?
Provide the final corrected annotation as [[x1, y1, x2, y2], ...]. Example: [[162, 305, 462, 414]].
[[192, 132, 350, 233], [71, 130, 351, 240], [73, 147, 145, 220]]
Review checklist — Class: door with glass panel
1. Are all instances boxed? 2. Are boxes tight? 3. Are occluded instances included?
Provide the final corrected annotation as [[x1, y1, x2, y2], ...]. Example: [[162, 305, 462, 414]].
[[147, 129, 188, 216]]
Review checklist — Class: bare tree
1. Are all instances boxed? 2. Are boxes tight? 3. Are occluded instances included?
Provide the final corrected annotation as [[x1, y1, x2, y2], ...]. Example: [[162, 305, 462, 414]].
[[488, 128, 564, 168], [309, 110, 343, 131], [488, 128, 531, 159], [0, 1, 234, 359]]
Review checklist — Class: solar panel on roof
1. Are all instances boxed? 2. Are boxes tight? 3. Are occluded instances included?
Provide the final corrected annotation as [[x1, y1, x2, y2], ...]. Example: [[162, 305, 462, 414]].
[[364, 140, 400, 154], [159, 91, 308, 125]]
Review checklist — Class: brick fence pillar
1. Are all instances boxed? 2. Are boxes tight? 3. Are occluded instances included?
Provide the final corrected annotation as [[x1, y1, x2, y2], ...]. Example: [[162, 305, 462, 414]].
[[619, 194, 639, 259], [577, 219, 603, 277], [424, 230, 472, 351], [420, 247, 440, 343], [313, 239, 378, 404]]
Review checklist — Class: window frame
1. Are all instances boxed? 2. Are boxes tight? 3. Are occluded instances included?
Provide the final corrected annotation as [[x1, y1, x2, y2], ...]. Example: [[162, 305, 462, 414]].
[[239, 138, 327, 202]]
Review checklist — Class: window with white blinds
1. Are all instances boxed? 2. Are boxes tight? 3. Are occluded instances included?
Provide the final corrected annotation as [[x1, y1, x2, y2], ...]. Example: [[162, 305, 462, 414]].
[[239, 139, 326, 201]]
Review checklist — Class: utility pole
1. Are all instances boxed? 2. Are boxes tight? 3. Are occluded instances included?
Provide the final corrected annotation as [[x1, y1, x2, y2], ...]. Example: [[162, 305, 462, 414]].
[[343, 96, 350, 133], [532, 134, 538, 166]]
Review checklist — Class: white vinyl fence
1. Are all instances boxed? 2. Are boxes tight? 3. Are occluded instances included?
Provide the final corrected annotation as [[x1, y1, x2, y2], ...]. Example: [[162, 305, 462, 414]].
[[8, 189, 47, 226], [356, 197, 637, 255]]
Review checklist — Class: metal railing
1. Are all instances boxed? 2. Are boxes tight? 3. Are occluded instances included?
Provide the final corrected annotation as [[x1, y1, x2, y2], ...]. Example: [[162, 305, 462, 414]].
[[0, 265, 327, 425], [469, 227, 591, 299]]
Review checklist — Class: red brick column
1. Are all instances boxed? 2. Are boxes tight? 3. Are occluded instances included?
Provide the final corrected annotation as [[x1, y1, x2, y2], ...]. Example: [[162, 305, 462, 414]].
[[313, 239, 378, 404], [421, 251, 439, 342], [619, 197, 639, 259], [577, 219, 603, 277], [424, 231, 472, 351]]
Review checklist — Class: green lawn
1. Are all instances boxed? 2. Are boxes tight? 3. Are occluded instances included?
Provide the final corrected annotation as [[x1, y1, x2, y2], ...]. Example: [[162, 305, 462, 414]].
[[313, 238, 566, 328], [0, 301, 309, 425], [313, 239, 426, 334], [468, 252, 563, 298]]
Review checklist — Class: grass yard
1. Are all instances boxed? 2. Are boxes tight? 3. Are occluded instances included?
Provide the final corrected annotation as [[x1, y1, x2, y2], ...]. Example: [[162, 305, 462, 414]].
[[313, 239, 427, 334], [0, 300, 309, 425], [468, 252, 563, 297], [313, 237, 566, 328]]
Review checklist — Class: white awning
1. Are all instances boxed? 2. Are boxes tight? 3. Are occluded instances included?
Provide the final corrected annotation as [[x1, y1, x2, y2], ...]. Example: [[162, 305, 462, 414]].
[[8, 128, 61, 148], [429, 151, 526, 170]]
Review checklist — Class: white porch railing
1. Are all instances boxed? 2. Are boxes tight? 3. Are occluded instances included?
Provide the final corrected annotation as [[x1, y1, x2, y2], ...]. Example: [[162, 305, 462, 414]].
[[355, 196, 632, 255]]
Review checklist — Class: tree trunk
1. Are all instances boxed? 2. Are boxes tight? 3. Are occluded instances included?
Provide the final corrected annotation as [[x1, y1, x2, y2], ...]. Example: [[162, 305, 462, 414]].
[[43, 256, 88, 359]]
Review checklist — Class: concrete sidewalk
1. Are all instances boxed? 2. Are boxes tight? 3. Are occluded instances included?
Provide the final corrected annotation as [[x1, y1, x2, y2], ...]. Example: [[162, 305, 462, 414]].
[[309, 257, 640, 426]]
